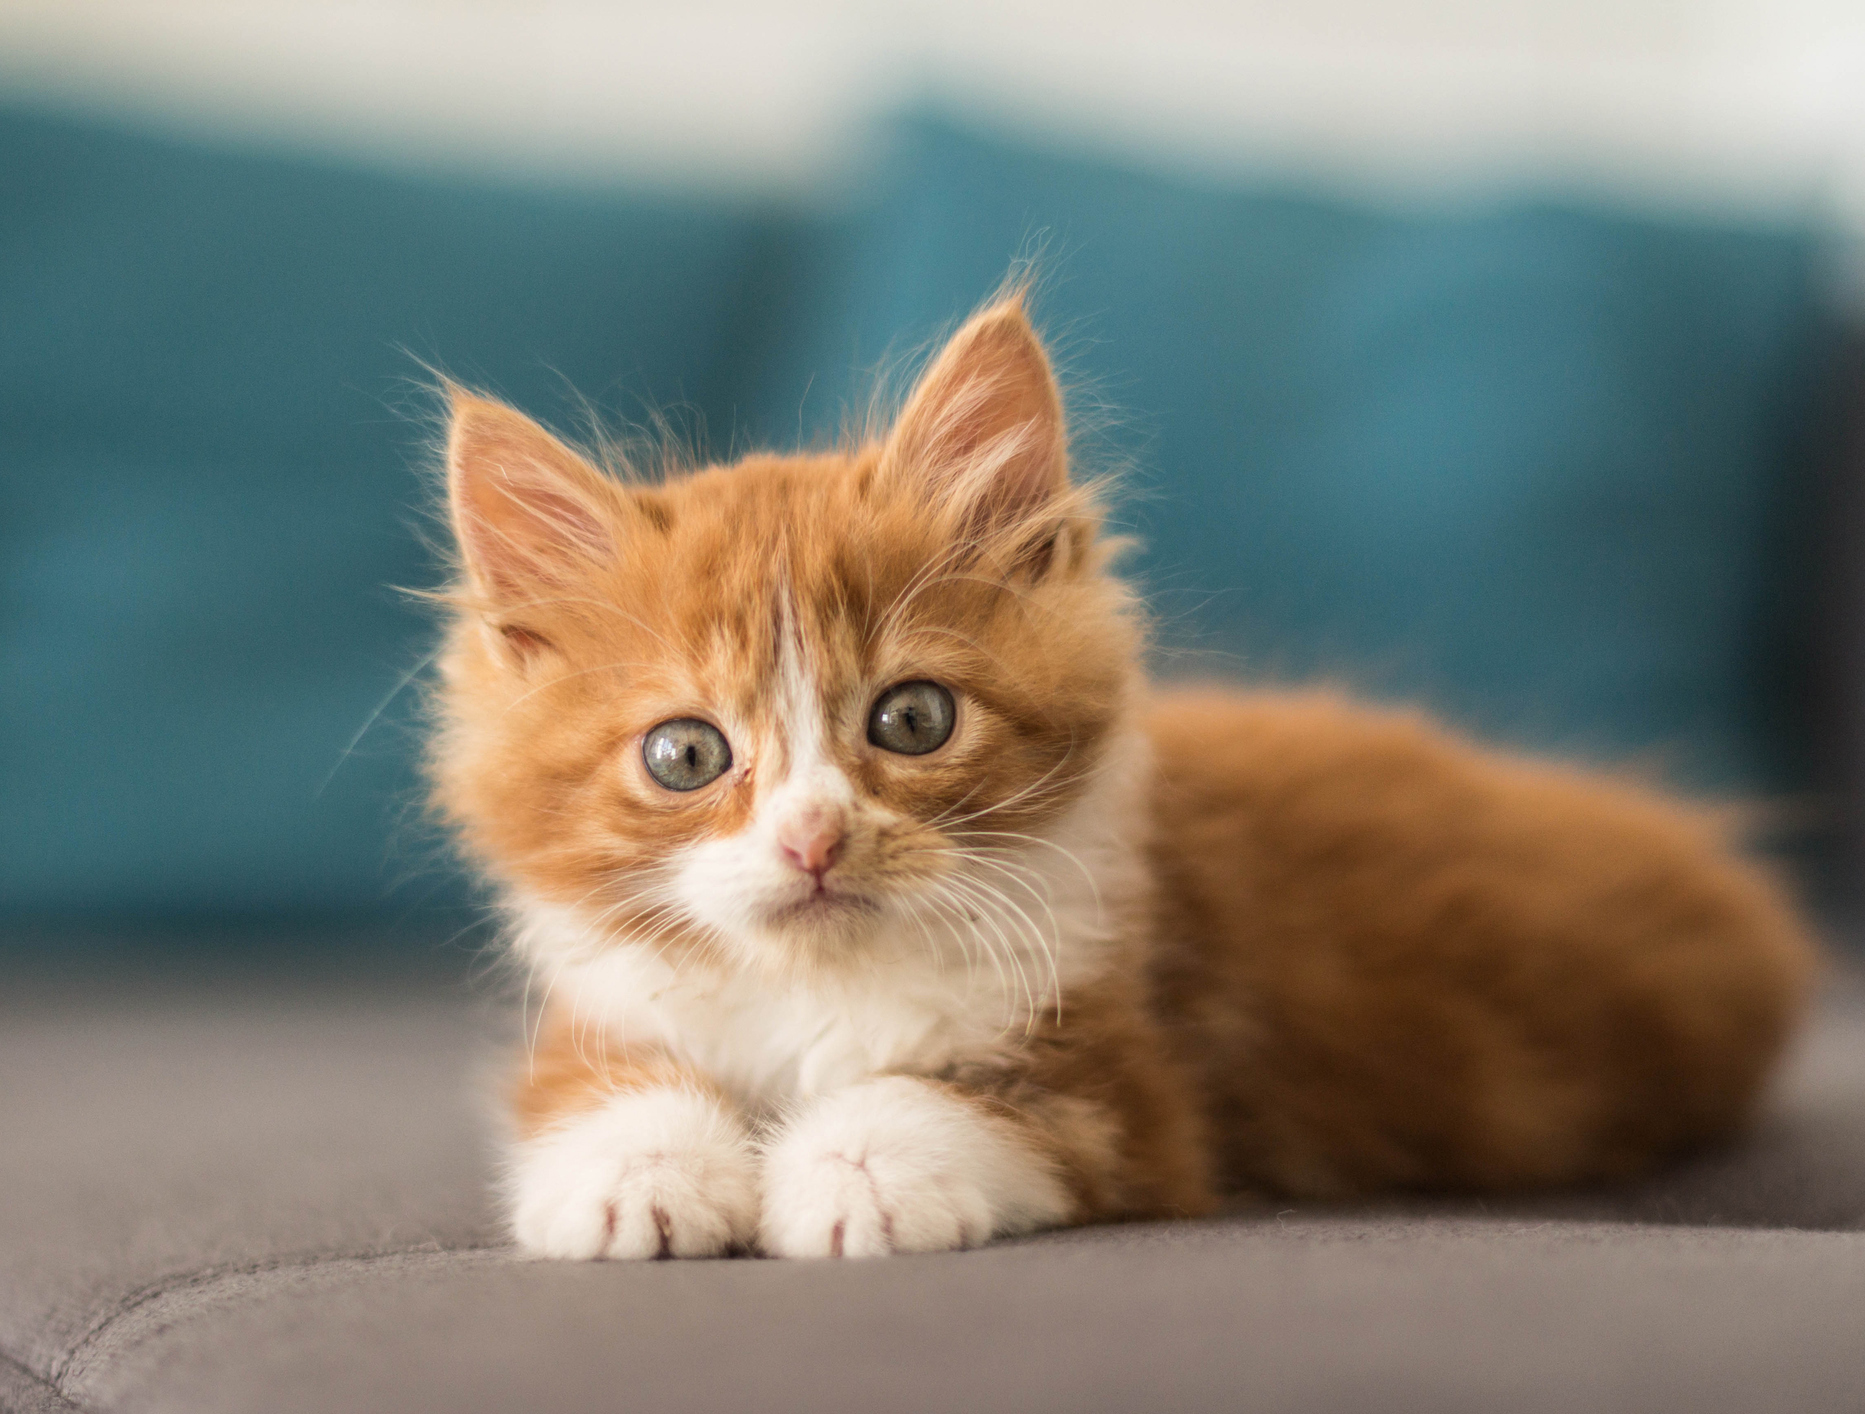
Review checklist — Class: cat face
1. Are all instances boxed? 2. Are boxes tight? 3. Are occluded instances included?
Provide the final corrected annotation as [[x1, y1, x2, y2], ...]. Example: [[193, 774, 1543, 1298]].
[[429, 299, 1141, 976]]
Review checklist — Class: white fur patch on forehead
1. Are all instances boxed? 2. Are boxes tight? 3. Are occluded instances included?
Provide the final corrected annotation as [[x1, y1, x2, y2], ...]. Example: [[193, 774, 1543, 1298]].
[[772, 586, 831, 786]]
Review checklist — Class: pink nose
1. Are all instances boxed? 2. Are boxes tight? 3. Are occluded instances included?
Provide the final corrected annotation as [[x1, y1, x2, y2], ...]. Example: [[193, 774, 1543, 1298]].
[[778, 807, 846, 879]]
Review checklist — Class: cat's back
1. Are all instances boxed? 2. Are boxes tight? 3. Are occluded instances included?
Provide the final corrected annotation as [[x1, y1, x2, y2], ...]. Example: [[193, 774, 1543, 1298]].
[[1140, 687, 1817, 1198]]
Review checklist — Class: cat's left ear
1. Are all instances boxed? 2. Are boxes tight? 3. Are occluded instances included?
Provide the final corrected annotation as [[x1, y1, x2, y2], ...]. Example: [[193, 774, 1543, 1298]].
[[880, 296, 1070, 559]]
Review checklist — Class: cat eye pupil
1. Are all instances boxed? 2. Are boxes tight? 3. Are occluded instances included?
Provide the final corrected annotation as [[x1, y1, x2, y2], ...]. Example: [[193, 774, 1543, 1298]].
[[643, 719, 731, 792], [868, 681, 955, 756]]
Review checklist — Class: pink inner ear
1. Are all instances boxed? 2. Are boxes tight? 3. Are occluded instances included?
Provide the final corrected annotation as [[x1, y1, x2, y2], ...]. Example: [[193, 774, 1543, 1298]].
[[447, 393, 615, 599], [496, 623, 553, 661], [885, 300, 1069, 536]]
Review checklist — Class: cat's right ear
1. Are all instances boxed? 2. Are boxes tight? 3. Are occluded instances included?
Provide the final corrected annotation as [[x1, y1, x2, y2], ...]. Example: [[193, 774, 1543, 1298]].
[[445, 390, 617, 606]]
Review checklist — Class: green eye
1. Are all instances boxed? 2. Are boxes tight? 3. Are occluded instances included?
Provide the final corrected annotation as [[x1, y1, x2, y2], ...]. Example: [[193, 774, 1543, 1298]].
[[867, 681, 955, 756], [643, 719, 732, 791]]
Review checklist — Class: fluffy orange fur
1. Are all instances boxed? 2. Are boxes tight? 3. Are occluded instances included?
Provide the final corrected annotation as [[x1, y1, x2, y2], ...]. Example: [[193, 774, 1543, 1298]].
[[429, 295, 1816, 1258]]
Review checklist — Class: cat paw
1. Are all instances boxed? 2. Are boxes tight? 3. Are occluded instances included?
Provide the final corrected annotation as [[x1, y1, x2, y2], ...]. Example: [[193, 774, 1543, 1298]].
[[759, 1077, 1070, 1258], [509, 1088, 758, 1260]]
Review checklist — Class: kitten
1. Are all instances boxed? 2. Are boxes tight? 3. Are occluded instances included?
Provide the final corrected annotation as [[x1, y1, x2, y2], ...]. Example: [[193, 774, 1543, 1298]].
[[427, 295, 1816, 1259]]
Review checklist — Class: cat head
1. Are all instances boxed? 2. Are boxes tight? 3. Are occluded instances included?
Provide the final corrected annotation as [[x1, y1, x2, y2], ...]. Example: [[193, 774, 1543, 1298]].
[[428, 297, 1143, 977]]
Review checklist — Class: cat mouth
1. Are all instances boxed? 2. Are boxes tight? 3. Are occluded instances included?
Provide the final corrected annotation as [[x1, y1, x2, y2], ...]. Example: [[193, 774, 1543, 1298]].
[[765, 887, 880, 926]]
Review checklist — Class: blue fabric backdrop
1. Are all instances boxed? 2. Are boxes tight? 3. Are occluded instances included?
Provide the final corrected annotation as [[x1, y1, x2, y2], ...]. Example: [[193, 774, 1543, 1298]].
[[0, 106, 1835, 928]]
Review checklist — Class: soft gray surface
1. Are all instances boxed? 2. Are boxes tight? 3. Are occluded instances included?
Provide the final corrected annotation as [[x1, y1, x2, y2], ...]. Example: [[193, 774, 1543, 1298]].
[[3, 960, 1864, 1414]]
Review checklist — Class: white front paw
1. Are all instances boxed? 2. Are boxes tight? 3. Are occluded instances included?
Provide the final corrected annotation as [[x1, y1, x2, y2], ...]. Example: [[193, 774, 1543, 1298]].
[[509, 1088, 758, 1260], [762, 1142, 991, 1258], [759, 1077, 1070, 1258]]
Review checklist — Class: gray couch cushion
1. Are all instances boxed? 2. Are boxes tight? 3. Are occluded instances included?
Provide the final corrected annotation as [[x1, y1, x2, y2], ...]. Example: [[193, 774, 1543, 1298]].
[[4, 953, 1863, 1414]]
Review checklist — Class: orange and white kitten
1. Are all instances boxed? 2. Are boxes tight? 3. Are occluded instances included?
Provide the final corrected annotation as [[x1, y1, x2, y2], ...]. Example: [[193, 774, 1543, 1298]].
[[428, 295, 1816, 1260]]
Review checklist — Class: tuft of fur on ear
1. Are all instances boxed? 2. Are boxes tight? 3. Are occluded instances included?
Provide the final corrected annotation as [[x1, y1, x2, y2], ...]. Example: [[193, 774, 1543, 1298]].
[[447, 390, 618, 605], [880, 296, 1071, 565]]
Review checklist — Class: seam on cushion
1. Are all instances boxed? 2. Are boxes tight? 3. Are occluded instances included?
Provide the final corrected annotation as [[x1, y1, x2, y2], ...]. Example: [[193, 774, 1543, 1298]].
[[43, 1243, 504, 1398], [0, 1351, 87, 1414]]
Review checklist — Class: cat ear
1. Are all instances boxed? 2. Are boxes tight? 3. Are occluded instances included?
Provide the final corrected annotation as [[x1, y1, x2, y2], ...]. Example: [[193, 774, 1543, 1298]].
[[445, 391, 617, 603], [880, 296, 1069, 549]]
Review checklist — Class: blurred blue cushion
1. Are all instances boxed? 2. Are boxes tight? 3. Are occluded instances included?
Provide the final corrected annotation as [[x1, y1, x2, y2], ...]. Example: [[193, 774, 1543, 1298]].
[[0, 106, 1837, 930], [746, 116, 1830, 795], [0, 106, 770, 921]]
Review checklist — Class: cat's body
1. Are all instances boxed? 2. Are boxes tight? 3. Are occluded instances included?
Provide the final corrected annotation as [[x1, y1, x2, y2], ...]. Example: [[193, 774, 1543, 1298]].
[[1147, 690, 1809, 1199], [429, 296, 1814, 1259]]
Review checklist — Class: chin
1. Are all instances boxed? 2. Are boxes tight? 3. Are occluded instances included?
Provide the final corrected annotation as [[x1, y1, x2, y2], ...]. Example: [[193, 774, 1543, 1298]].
[[749, 891, 893, 969]]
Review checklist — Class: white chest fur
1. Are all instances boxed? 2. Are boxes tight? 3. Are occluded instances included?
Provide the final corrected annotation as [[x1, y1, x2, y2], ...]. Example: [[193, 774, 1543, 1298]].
[[546, 948, 1031, 1104]]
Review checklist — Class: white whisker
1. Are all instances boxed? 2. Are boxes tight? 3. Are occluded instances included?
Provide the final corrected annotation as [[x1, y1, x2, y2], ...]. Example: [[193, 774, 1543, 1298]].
[[946, 870, 1061, 1031]]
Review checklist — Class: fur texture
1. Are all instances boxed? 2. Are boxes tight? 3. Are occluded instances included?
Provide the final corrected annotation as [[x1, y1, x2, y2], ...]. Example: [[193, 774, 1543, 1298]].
[[427, 295, 1817, 1259]]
